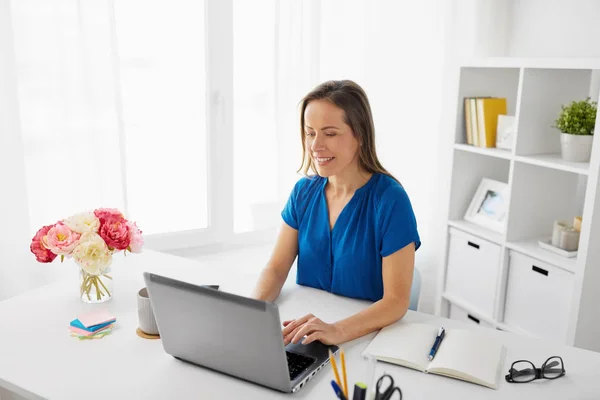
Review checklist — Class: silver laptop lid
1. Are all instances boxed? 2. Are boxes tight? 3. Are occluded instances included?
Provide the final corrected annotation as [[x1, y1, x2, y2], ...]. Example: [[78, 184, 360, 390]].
[[144, 272, 293, 392]]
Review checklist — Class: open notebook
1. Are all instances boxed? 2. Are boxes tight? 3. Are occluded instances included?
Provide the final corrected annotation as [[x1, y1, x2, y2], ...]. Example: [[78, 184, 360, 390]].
[[362, 322, 505, 389]]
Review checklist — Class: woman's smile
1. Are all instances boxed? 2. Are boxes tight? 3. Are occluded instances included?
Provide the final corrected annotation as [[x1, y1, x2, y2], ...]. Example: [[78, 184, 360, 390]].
[[314, 156, 335, 166]]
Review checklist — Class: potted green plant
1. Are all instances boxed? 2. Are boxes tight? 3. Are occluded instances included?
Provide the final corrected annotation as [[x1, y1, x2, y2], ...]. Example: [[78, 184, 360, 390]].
[[553, 97, 597, 162]]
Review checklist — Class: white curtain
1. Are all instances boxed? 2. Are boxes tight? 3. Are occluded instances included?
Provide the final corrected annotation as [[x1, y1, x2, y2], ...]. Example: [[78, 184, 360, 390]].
[[275, 0, 322, 201], [11, 0, 125, 231]]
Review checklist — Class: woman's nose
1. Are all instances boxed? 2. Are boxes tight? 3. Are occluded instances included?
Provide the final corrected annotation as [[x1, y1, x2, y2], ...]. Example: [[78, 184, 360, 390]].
[[311, 133, 325, 151]]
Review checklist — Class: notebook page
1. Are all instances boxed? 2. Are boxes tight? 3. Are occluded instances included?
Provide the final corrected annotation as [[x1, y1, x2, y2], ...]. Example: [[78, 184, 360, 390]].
[[427, 328, 504, 389], [363, 322, 437, 372]]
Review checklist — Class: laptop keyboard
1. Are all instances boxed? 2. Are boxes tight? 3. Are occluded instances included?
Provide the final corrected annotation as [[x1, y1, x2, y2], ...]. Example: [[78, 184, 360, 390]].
[[286, 351, 315, 380]]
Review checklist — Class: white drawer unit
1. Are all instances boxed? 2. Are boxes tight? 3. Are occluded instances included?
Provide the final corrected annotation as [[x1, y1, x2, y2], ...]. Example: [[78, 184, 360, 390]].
[[444, 228, 501, 318], [449, 303, 493, 329], [503, 251, 575, 343]]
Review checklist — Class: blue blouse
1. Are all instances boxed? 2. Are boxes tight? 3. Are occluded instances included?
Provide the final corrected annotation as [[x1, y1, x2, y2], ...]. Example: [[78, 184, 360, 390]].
[[281, 173, 421, 302]]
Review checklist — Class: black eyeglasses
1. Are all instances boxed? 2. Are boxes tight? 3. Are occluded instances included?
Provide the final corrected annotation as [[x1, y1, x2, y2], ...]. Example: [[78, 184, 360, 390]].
[[505, 356, 566, 383]]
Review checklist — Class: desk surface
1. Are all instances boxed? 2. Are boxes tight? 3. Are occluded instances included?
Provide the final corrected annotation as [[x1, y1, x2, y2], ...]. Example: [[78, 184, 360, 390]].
[[1, 250, 600, 400]]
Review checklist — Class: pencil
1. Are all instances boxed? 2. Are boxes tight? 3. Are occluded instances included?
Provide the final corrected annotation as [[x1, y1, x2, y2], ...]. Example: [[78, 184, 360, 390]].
[[341, 349, 348, 398], [329, 349, 342, 390]]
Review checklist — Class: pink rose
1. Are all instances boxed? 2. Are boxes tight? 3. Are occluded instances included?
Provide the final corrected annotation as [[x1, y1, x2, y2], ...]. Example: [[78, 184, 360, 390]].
[[94, 208, 125, 224], [43, 222, 81, 256], [127, 221, 144, 253], [99, 216, 130, 250], [30, 225, 58, 263]]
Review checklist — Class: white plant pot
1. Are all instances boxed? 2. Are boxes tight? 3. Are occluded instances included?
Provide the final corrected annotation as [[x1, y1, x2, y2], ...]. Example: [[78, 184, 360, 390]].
[[560, 133, 593, 162]]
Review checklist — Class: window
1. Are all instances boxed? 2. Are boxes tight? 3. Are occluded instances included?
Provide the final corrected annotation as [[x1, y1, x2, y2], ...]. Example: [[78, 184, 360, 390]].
[[12, 1, 210, 242], [11, 0, 285, 249], [113, 0, 208, 235]]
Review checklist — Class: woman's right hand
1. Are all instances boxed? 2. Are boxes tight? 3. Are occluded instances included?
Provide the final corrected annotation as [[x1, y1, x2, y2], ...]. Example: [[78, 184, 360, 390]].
[[282, 314, 346, 345]]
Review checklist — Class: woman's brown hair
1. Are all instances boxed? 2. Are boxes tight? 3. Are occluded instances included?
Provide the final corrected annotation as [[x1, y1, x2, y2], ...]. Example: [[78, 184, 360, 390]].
[[298, 80, 399, 183]]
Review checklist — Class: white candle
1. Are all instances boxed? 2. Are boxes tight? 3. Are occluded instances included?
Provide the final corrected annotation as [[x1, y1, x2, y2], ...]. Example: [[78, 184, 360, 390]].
[[552, 220, 568, 248], [559, 227, 580, 251]]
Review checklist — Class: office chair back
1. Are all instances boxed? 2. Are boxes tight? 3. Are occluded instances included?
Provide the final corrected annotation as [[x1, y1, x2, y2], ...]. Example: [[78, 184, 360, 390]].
[[409, 267, 421, 311]]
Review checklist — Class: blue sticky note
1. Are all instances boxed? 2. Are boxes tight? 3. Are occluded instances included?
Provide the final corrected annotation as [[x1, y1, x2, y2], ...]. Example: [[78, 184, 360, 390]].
[[70, 318, 115, 332]]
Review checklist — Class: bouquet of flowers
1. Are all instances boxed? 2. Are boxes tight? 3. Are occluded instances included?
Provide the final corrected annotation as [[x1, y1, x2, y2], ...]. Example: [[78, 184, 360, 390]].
[[30, 208, 143, 302]]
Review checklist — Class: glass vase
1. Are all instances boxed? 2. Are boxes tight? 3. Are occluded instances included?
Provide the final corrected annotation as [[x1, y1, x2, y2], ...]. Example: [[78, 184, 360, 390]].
[[79, 266, 113, 303]]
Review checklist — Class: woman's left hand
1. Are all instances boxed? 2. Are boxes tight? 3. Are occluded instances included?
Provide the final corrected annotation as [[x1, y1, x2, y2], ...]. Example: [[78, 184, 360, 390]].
[[282, 313, 345, 346]]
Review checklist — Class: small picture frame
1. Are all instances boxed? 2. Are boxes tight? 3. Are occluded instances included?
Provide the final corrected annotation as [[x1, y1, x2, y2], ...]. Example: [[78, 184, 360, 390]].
[[496, 115, 516, 150], [464, 178, 509, 233]]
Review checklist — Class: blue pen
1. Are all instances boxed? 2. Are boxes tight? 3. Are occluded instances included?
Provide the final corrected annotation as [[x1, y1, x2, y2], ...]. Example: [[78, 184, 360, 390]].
[[428, 327, 445, 361], [331, 380, 348, 400]]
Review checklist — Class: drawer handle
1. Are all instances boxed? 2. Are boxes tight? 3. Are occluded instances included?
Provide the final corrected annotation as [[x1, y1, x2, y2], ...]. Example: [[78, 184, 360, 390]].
[[532, 265, 549, 276], [467, 314, 480, 324], [467, 241, 480, 249]]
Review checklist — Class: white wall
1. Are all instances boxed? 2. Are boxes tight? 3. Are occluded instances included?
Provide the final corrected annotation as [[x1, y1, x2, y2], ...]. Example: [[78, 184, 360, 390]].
[[454, 0, 600, 59], [448, 0, 600, 59], [508, 0, 600, 58]]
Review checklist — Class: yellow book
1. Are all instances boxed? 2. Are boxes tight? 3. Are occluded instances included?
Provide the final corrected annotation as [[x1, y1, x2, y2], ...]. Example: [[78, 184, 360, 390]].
[[470, 98, 479, 147], [464, 98, 473, 145], [476, 98, 507, 148]]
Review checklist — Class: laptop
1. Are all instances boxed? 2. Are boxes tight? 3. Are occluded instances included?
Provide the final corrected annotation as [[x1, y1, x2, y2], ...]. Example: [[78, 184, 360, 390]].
[[143, 272, 338, 393]]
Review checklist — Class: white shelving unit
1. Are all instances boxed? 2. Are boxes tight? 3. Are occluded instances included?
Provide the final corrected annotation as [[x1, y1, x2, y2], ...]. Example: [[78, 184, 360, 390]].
[[436, 58, 600, 352]]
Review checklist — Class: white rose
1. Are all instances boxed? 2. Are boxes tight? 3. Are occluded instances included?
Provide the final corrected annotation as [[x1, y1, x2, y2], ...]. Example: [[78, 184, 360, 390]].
[[72, 232, 112, 275], [64, 212, 101, 234]]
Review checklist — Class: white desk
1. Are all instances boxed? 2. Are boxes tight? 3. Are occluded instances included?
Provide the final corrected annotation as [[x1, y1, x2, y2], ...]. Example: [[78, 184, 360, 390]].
[[1, 250, 600, 400]]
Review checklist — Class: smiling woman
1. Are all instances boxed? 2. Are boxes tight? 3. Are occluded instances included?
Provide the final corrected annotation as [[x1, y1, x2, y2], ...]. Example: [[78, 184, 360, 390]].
[[252, 80, 421, 346], [299, 81, 395, 184]]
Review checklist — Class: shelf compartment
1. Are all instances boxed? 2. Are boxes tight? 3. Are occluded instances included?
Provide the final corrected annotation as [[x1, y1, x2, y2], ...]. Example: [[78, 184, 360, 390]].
[[448, 150, 511, 222], [514, 153, 589, 175], [445, 228, 501, 318], [454, 67, 520, 145], [506, 161, 586, 246], [515, 68, 593, 156], [505, 239, 577, 273], [447, 220, 504, 245], [503, 250, 575, 343], [453, 143, 513, 160], [441, 292, 497, 327]]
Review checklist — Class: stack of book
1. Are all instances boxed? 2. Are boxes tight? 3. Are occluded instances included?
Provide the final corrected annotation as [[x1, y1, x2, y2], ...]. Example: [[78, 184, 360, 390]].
[[464, 97, 507, 148], [69, 309, 116, 340]]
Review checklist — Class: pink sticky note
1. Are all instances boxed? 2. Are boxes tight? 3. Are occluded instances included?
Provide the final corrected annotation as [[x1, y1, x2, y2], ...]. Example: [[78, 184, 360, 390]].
[[69, 324, 113, 337], [77, 309, 116, 328]]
